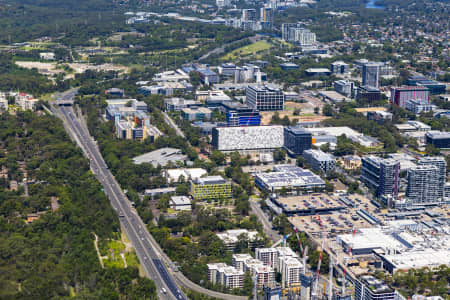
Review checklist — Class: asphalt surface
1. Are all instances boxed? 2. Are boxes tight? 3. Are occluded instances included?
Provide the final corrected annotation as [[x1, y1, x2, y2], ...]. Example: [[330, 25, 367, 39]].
[[249, 199, 282, 242], [161, 111, 186, 138], [57, 103, 185, 300], [55, 91, 247, 300]]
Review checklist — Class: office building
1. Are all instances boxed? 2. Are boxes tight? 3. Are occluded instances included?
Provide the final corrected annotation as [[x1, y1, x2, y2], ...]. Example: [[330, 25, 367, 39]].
[[246, 84, 285, 111], [418, 156, 446, 200], [302, 149, 336, 174], [226, 104, 261, 126], [216, 229, 261, 251], [354, 275, 395, 300], [234, 64, 266, 83], [165, 168, 207, 183], [405, 99, 436, 114], [133, 147, 186, 166], [153, 69, 190, 82], [341, 155, 362, 170], [255, 165, 325, 192], [283, 126, 312, 157], [407, 76, 446, 94], [164, 97, 201, 112], [390, 86, 430, 108], [115, 120, 161, 141], [305, 68, 331, 76], [190, 176, 232, 201], [406, 165, 441, 206], [105, 88, 125, 98], [280, 63, 299, 71], [169, 196, 192, 211], [217, 63, 237, 77], [212, 125, 284, 152], [367, 111, 393, 124], [356, 86, 381, 102], [181, 107, 212, 121], [361, 156, 400, 198], [362, 62, 383, 88], [242, 9, 257, 21], [334, 80, 354, 97], [425, 131, 450, 149], [330, 61, 349, 74], [197, 68, 220, 85]]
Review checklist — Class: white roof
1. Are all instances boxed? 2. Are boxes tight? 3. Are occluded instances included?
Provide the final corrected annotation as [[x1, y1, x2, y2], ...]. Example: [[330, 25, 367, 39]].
[[338, 227, 406, 251], [383, 249, 450, 271], [170, 196, 191, 206], [233, 253, 253, 261], [276, 247, 299, 258], [166, 168, 207, 181], [217, 229, 259, 243], [306, 126, 361, 138], [279, 256, 303, 267]]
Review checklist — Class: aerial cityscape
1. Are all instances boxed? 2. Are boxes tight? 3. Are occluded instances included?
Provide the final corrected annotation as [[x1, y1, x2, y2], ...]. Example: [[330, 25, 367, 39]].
[[0, 0, 448, 299]]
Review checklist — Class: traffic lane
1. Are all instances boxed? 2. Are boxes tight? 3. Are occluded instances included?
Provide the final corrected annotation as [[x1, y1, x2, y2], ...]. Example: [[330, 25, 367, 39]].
[[61, 108, 181, 300]]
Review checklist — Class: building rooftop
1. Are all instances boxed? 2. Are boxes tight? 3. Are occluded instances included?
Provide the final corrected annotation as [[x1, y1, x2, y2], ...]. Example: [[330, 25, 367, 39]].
[[306, 126, 361, 138], [303, 149, 334, 161], [197, 68, 218, 76], [392, 86, 430, 91], [166, 168, 207, 182], [216, 229, 259, 244], [193, 175, 227, 185], [132, 147, 187, 166], [285, 125, 310, 135], [256, 165, 325, 190], [359, 275, 394, 294], [248, 84, 283, 93], [305, 68, 331, 73], [170, 195, 191, 206], [360, 85, 381, 92], [182, 107, 212, 114], [425, 130, 450, 139]]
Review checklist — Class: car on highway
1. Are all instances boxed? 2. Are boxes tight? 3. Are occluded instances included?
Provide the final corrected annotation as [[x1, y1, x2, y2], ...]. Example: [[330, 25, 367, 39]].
[[161, 288, 167, 294]]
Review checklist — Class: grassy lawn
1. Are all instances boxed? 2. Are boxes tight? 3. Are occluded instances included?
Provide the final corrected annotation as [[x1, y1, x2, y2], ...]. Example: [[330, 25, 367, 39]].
[[221, 40, 272, 60], [103, 240, 126, 268], [125, 251, 140, 269]]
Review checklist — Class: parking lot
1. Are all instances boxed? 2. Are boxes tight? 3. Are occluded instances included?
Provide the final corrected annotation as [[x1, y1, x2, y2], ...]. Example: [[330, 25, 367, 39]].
[[289, 193, 379, 237]]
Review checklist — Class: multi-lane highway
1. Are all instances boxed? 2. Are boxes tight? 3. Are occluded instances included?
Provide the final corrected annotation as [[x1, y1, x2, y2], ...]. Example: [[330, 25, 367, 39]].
[[55, 91, 247, 300], [57, 104, 186, 300]]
